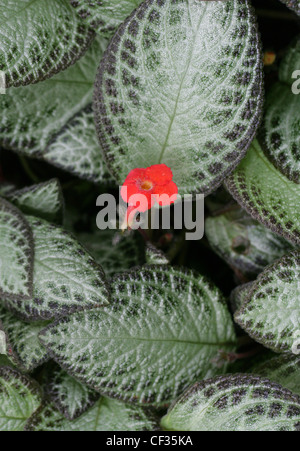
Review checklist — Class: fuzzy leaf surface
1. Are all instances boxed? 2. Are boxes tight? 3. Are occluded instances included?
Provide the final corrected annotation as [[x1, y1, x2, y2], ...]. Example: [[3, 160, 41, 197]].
[[26, 397, 158, 431], [0, 306, 49, 372], [0, 198, 33, 300], [235, 250, 300, 354], [45, 366, 98, 420], [94, 0, 263, 195], [0, 366, 42, 431], [5, 217, 109, 321], [0, 37, 107, 156], [0, 0, 94, 88], [225, 140, 300, 245], [161, 374, 300, 431], [205, 207, 292, 281], [70, 0, 144, 37], [252, 355, 300, 397], [39, 266, 236, 407], [7, 179, 64, 224]]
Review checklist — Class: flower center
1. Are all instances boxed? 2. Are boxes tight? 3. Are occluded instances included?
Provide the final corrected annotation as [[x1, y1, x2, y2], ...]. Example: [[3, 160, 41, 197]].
[[140, 180, 153, 191]]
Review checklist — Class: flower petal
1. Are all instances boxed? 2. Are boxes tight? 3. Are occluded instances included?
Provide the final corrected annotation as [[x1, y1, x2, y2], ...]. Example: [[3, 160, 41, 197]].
[[145, 164, 173, 184], [154, 181, 178, 206]]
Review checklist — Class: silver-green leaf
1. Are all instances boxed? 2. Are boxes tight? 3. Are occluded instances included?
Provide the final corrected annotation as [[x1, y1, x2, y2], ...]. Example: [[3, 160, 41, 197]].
[[45, 366, 98, 420], [0, 0, 94, 88], [0, 306, 50, 372], [260, 37, 300, 184], [252, 355, 300, 397], [0, 36, 107, 157], [6, 179, 64, 224], [76, 229, 145, 277], [225, 139, 300, 245], [205, 206, 292, 281], [161, 374, 300, 431], [25, 397, 158, 431], [44, 106, 113, 184], [94, 0, 263, 195], [235, 250, 300, 354], [39, 265, 236, 407], [0, 366, 42, 431], [0, 198, 33, 300], [70, 0, 144, 37], [5, 216, 110, 321]]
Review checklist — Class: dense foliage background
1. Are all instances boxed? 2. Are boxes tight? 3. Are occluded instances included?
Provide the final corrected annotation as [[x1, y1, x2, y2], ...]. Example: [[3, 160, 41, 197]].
[[0, 0, 299, 431]]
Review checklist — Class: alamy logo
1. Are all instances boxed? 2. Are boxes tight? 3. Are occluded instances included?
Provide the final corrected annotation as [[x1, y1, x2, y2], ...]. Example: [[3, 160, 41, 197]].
[[96, 190, 205, 241], [291, 70, 300, 95], [0, 71, 6, 95], [292, 330, 300, 355], [0, 331, 6, 355]]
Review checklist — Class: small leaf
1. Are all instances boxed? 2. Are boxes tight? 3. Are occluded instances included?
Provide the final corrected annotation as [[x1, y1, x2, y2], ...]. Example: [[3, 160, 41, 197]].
[[44, 106, 114, 184], [25, 397, 158, 431], [205, 206, 292, 281], [230, 282, 254, 313], [45, 365, 98, 420], [5, 216, 110, 321], [94, 0, 263, 195], [146, 243, 169, 265], [0, 366, 42, 431], [161, 374, 300, 431], [0, 36, 107, 157], [279, 0, 300, 15], [76, 229, 145, 277], [252, 355, 300, 397], [0, 0, 94, 88], [235, 250, 300, 354], [70, 0, 144, 37], [7, 179, 64, 224], [0, 305, 50, 372], [225, 139, 300, 245], [39, 266, 236, 407], [0, 197, 33, 300]]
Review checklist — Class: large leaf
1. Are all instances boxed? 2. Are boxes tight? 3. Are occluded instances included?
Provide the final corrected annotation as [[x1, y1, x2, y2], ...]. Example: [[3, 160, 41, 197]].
[[225, 140, 300, 245], [25, 397, 158, 431], [279, 0, 300, 15], [0, 366, 42, 431], [45, 365, 98, 420], [94, 0, 263, 195], [205, 206, 292, 281], [161, 374, 300, 431], [235, 250, 300, 354], [76, 229, 145, 277], [5, 216, 110, 321], [252, 355, 300, 397], [0, 0, 94, 88], [0, 197, 33, 300], [43, 106, 113, 184], [6, 179, 64, 224], [0, 37, 107, 157], [0, 305, 49, 372], [260, 37, 300, 184], [39, 266, 236, 407], [70, 0, 144, 37]]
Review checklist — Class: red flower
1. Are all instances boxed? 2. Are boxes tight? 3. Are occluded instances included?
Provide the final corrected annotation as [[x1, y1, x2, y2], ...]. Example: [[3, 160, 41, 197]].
[[121, 164, 178, 213]]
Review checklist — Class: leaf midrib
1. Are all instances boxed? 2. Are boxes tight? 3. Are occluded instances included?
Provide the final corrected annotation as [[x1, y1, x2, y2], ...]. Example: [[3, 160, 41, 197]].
[[157, 7, 206, 164], [59, 336, 235, 347]]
